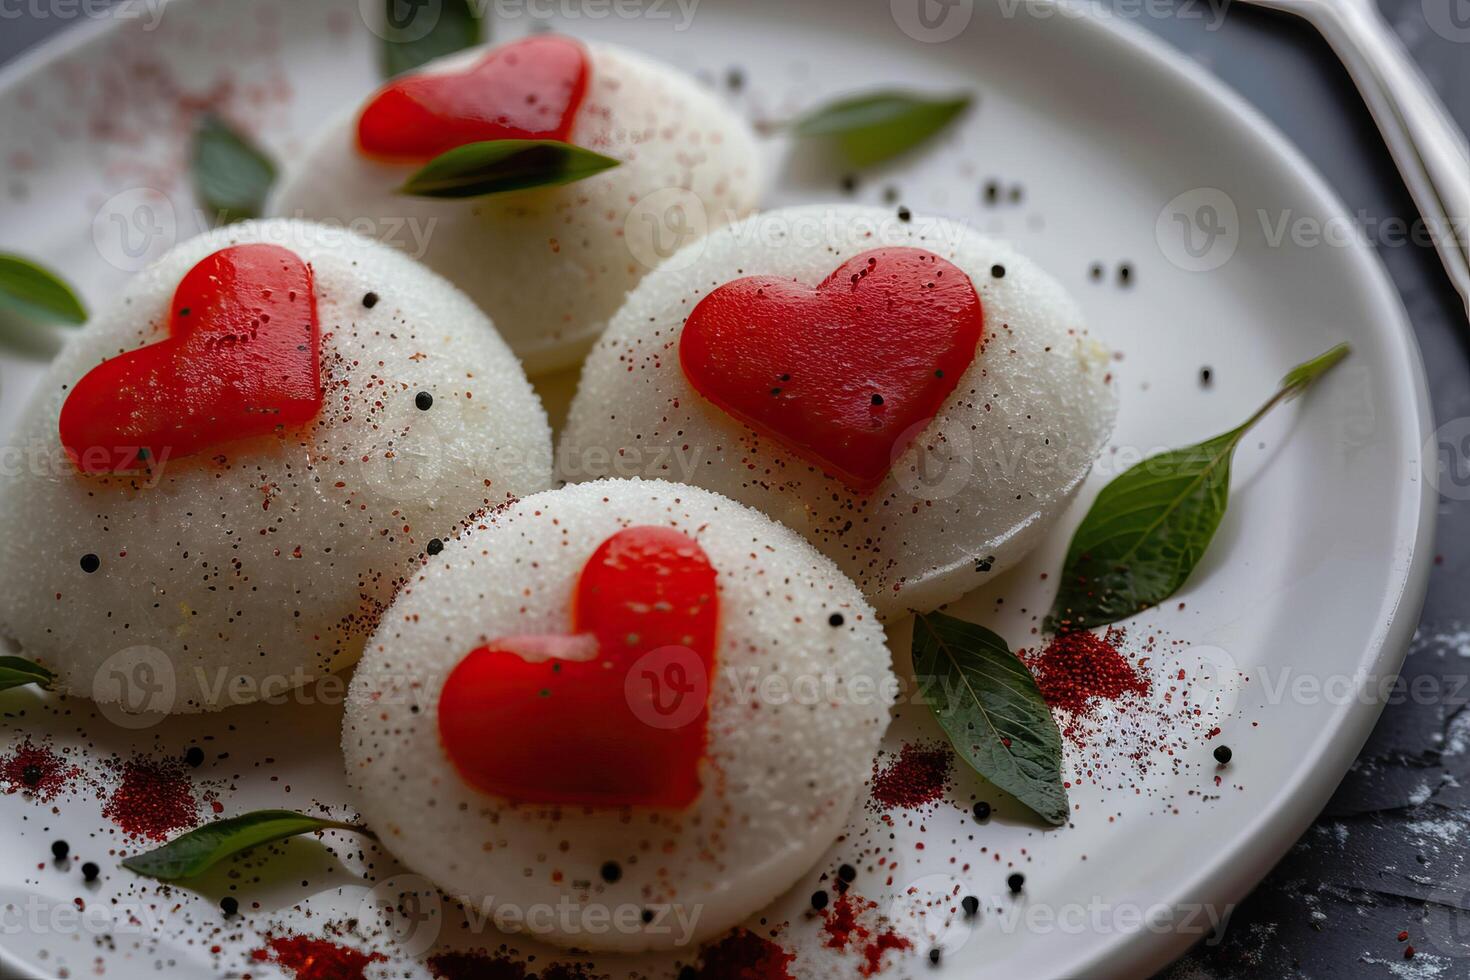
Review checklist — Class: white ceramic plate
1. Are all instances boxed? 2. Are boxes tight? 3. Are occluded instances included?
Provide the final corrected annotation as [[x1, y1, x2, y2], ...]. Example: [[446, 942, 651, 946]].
[[0, 1, 1434, 978]]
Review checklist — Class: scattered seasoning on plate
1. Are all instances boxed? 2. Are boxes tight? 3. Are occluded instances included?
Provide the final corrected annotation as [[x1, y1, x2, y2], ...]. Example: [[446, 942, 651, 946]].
[[427, 538, 445, 556], [1213, 745, 1232, 765], [1200, 367, 1213, 388], [829, 612, 845, 627], [1118, 262, 1133, 286], [683, 929, 796, 979], [962, 895, 979, 917], [812, 890, 829, 910], [81, 862, 99, 882], [184, 747, 205, 768], [929, 947, 942, 964], [600, 860, 622, 883], [102, 755, 199, 841], [1022, 628, 1149, 742], [1089, 263, 1104, 281], [896, 206, 911, 222], [838, 864, 857, 883], [221, 896, 238, 916], [362, 292, 379, 309], [869, 742, 951, 811], [991, 264, 1006, 279], [415, 391, 434, 411], [983, 181, 999, 205], [0, 740, 81, 802], [80, 553, 100, 573], [51, 840, 69, 860], [973, 800, 991, 822], [1007, 873, 1025, 894], [820, 889, 913, 976], [253, 936, 385, 980]]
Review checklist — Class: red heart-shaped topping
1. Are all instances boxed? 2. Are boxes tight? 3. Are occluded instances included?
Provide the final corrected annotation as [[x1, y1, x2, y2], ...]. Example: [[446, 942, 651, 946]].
[[438, 526, 719, 808], [58, 244, 322, 474], [358, 34, 590, 162], [679, 247, 985, 492]]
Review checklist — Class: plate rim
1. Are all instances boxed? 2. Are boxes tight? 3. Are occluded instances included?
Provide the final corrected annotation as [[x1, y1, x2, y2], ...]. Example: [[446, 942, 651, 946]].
[[0, 2, 1437, 978]]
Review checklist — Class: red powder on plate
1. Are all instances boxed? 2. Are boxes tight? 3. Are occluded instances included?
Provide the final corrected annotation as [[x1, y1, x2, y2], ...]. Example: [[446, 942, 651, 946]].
[[690, 928, 795, 979], [870, 742, 951, 811], [427, 951, 598, 980], [252, 936, 385, 980], [821, 891, 913, 976], [102, 756, 198, 840], [0, 739, 81, 802], [1022, 628, 1149, 740]]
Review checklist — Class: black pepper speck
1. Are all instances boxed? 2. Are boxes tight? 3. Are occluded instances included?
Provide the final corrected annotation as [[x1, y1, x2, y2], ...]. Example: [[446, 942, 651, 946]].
[[80, 554, 100, 574]]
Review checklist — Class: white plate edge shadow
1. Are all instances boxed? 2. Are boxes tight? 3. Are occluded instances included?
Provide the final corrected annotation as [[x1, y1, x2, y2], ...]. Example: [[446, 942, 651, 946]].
[[0, 2, 1438, 978]]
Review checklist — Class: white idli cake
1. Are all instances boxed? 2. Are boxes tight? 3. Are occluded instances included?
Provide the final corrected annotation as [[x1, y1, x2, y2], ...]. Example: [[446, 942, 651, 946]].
[[272, 33, 763, 376], [0, 219, 552, 712], [559, 205, 1117, 618], [342, 479, 893, 953]]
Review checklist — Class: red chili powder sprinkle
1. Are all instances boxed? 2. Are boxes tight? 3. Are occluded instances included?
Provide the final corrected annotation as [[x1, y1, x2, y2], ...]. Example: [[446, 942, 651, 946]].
[[0, 739, 81, 802], [1023, 628, 1149, 737], [821, 891, 913, 977], [870, 743, 951, 811], [426, 952, 598, 980], [253, 936, 385, 980], [689, 928, 795, 979], [102, 756, 198, 840]]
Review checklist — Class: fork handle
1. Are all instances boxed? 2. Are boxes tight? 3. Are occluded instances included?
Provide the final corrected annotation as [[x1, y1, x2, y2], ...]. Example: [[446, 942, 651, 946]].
[[1315, 1, 1470, 310]]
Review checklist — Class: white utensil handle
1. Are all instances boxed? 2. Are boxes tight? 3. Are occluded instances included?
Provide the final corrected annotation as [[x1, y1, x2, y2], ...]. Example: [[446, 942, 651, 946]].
[[1320, 1, 1470, 309]]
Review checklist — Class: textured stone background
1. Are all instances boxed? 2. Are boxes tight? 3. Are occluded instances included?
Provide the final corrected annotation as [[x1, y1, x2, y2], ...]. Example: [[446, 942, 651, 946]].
[[3, 2, 1469, 977]]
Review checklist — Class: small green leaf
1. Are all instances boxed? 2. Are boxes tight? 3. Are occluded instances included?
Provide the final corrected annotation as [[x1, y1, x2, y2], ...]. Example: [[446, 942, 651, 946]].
[[913, 612, 1068, 825], [0, 655, 54, 693], [0, 256, 86, 325], [791, 91, 972, 167], [1048, 343, 1351, 631], [192, 113, 277, 226], [400, 140, 620, 199], [121, 810, 371, 881], [380, 0, 483, 78]]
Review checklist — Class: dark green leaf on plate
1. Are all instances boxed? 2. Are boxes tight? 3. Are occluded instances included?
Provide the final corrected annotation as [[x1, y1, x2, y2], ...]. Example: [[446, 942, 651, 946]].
[[0, 655, 54, 693], [1047, 343, 1351, 631], [791, 91, 973, 167], [380, 0, 484, 78], [0, 255, 86, 326], [913, 612, 1068, 825], [192, 113, 278, 226], [121, 810, 371, 881], [400, 139, 620, 199]]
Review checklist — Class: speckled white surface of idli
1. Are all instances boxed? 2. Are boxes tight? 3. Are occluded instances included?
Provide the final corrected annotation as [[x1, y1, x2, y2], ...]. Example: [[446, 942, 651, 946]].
[[271, 39, 763, 377], [0, 219, 552, 712], [559, 205, 1117, 618], [342, 478, 893, 954]]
